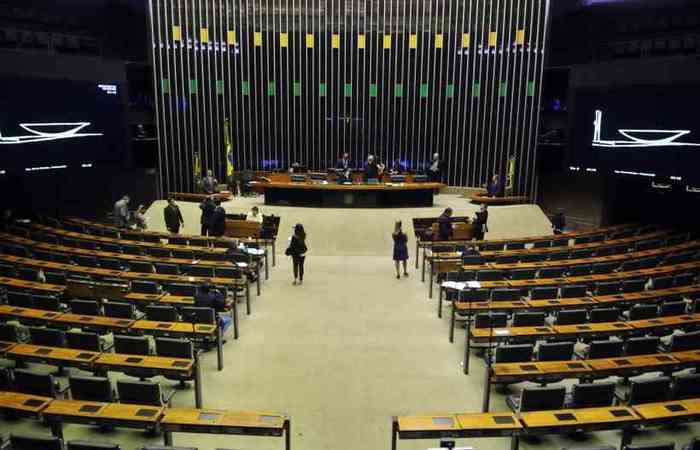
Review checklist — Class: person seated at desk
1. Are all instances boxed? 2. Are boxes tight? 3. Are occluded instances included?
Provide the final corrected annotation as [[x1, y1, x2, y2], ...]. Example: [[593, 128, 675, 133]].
[[438, 207, 454, 240], [390, 158, 406, 175], [113, 195, 130, 228], [551, 210, 566, 235], [246, 206, 263, 223], [486, 173, 504, 197], [194, 282, 232, 338], [336, 152, 352, 171], [132, 204, 148, 230], [202, 170, 218, 194], [364, 155, 385, 182]]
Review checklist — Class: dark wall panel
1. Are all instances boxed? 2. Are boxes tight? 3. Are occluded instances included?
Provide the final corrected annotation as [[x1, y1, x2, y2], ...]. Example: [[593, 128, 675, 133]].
[[148, 0, 550, 194]]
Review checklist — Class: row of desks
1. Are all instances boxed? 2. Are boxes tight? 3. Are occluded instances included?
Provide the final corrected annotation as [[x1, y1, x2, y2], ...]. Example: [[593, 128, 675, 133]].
[[483, 349, 700, 412], [0, 304, 228, 371], [446, 285, 700, 343], [462, 313, 700, 375], [0, 341, 203, 407], [393, 398, 700, 450], [0, 390, 291, 450], [66, 217, 279, 267], [425, 238, 699, 298]]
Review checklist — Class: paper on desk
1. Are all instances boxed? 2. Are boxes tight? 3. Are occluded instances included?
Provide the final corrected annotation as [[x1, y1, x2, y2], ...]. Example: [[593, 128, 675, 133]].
[[466, 281, 481, 289], [494, 329, 510, 335], [191, 260, 200, 265], [235, 262, 249, 268]]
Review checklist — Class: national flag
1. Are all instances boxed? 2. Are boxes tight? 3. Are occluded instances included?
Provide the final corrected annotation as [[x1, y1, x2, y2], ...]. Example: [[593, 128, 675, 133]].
[[224, 119, 234, 177]]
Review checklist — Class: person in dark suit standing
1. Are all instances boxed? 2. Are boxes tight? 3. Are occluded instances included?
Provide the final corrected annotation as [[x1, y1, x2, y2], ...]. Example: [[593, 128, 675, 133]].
[[202, 170, 218, 194], [551, 210, 566, 235], [486, 174, 503, 197], [337, 152, 352, 171], [438, 207, 453, 241], [363, 155, 384, 181], [209, 200, 226, 237], [473, 204, 489, 241], [163, 198, 184, 234], [199, 196, 216, 236], [428, 153, 443, 182], [286, 223, 308, 285]]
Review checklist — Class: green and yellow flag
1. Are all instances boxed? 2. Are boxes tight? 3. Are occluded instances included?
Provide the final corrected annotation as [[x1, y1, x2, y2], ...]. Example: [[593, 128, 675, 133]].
[[506, 155, 516, 195], [224, 118, 234, 177], [194, 151, 202, 183]]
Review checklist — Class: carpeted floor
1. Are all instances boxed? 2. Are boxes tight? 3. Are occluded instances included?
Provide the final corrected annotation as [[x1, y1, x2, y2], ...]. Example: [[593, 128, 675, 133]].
[[4, 194, 697, 450]]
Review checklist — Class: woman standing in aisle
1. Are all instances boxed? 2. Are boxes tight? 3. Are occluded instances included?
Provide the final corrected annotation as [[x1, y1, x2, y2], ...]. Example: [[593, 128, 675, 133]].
[[286, 223, 308, 285], [392, 221, 409, 279]]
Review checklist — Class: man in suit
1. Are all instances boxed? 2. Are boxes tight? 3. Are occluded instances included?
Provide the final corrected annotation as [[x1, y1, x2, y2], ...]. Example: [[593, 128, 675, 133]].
[[337, 152, 351, 171], [473, 204, 489, 241], [486, 174, 503, 197], [209, 200, 227, 237], [194, 282, 229, 311], [364, 155, 384, 181], [202, 170, 218, 194], [551, 210, 566, 235], [113, 195, 130, 228], [438, 207, 453, 240], [428, 153, 443, 182], [199, 196, 215, 236], [163, 198, 184, 233]]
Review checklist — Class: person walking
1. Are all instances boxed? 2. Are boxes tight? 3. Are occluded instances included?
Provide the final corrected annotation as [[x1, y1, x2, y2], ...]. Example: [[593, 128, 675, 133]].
[[392, 221, 409, 279], [163, 198, 184, 233], [209, 200, 227, 237], [286, 223, 308, 285], [199, 196, 215, 236]]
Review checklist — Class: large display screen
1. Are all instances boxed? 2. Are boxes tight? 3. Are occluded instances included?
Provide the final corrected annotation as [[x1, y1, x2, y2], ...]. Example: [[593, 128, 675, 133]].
[[0, 76, 126, 173], [571, 85, 700, 183]]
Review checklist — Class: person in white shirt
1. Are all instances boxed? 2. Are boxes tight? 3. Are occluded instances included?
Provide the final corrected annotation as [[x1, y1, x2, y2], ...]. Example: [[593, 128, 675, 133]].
[[246, 206, 263, 223]]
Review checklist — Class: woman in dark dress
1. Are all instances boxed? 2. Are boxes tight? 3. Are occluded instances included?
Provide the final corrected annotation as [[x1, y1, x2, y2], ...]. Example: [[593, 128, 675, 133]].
[[392, 221, 409, 279], [287, 223, 308, 285]]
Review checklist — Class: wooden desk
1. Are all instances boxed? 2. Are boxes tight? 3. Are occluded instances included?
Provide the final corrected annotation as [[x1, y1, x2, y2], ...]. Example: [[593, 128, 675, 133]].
[[0, 390, 53, 418], [44, 399, 165, 439], [526, 297, 596, 309], [586, 354, 680, 375], [552, 321, 634, 339], [628, 314, 700, 332], [0, 276, 65, 294], [160, 407, 290, 450], [0, 304, 64, 322], [0, 340, 16, 355], [7, 343, 98, 370], [449, 300, 529, 344], [169, 192, 232, 202], [632, 399, 700, 425], [53, 313, 134, 332]]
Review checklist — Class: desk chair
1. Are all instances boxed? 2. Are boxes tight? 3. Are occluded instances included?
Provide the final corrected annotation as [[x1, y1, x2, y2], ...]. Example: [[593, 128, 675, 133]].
[[147, 247, 172, 258], [537, 341, 575, 361], [51, 253, 74, 264], [168, 237, 188, 246], [69, 375, 115, 402], [547, 252, 570, 261], [491, 288, 520, 302], [623, 336, 660, 356], [70, 300, 101, 316], [32, 249, 55, 262], [183, 265, 215, 278], [551, 238, 569, 247], [113, 335, 150, 356], [637, 257, 662, 269], [66, 331, 104, 352], [665, 252, 695, 265], [512, 312, 546, 327], [622, 377, 672, 405], [620, 260, 644, 272], [495, 344, 534, 363], [17, 267, 41, 282], [155, 263, 180, 275], [509, 269, 536, 280], [189, 238, 210, 248], [99, 258, 124, 271], [554, 309, 587, 326], [507, 386, 566, 412], [32, 295, 61, 312], [447, 271, 476, 282], [67, 441, 122, 450], [463, 255, 485, 265], [625, 304, 658, 321], [8, 291, 34, 308], [181, 306, 227, 346], [44, 271, 67, 285], [117, 380, 175, 407], [571, 249, 594, 259], [636, 239, 663, 251], [476, 270, 505, 281], [0, 323, 21, 342], [131, 280, 161, 295], [624, 444, 675, 450], [538, 267, 566, 279], [9, 434, 63, 450], [574, 236, 591, 245], [122, 244, 142, 256], [142, 235, 162, 244], [474, 313, 508, 329], [73, 255, 100, 268], [589, 308, 620, 323], [480, 242, 504, 251], [561, 285, 587, 298], [532, 240, 551, 248], [0, 263, 17, 277], [506, 242, 526, 250], [568, 264, 592, 277], [570, 382, 616, 408], [164, 283, 197, 297], [201, 251, 229, 262], [622, 279, 647, 293], [29, 327, 67, 347], [122, 232, 142, 242], [672, 373, 700, 400], [592, 262, 618, 274], [595, 246, 616, 257], [462, 289, 491, 303], [4, 244, 29, 256], [100, 242, 122, 253], [588, 234, 606, 243], [660, 301, 687, 317], [156, 338, 195, 385], [145, 305, 179, 322], [103, 301, 138, 319], [530, 287, 559, 300], [139, 447, 198, 450], [13, 369, 67, 398], [652, 276, 675, 290], [683, 438, 700, 450], [665, 330, 700, 352], [520, 253, 547, 263], [674, 273, 696, 287], [77, 240, 98, 251], [581, 339, 624, 359], [496, 255, 519, 264], [172, 249, 194, 259], [129, 261, 155, 274]]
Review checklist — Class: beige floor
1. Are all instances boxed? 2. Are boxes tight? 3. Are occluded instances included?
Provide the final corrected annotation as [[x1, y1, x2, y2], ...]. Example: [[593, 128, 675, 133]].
[[4, 195, 697, 449]]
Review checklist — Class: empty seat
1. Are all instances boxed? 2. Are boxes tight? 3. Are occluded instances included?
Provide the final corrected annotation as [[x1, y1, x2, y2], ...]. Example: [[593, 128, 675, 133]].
[[626, 377, 671, 405], [168, 237, 189, 245], [626, 304, 658, 320], [592, 262, 618, 274], [510, 386, 566, 412], [10, 434, 63, 450], [506, 242, 525, 250], [113, 334, 150, 355], [474, 313, 508, 329], [163, 283, 197, 297], [673, 373, 700, 400], [0, 323, 21, 342], [548, 252, 570, 261], [128, 261, 154, 273], [99, 258, 124, 270], [620, 260, 644, 272], [0, 263, 17, 277], [624, 336, 660, 356], [561, 285, 587, 298], [183, 265, 215, 277], [77, 240, 98, 251], [660, 301, 687, 316], [44, 271, 67, 285], [155, 263, 180, 275], [512, 312, 545, 327], [491, 288, 520, 302], [480, 242, 504, 251], [595, 282, 621, 296], [674, 273, 695, 287], [532, 240, 551, 248], [495, 344, 534, 363], [131, 280, 160, 294], [476, 270, 505, 281], [667, 331, 700, 352], [74, 255, 100, 268], [652, 276, 675, 290], [495, 255, 519, 264], [122, 244, 142, 256], [17, 267, 41, 282], [100, 242, 123, 253], [588, 234, 605, 243], [555, 309, 587, 325], [172, 249, 194, 259], [622, 279, 647, 293], [447, 271, 475, 282], [67, 440, 122, 450], [215, 267, 242, 279], [570, 382, 616, 408], [462, 255, 485, 265], [574, 236, 591, 245], [147, 247, 172, 258], [635, 239, 663, 251], [520, 253, 548, 263], [141, 235, 162, 244], [8, 291, 33, 308], [530, 287, 558, 300], [145, 305, 179, 322], [103, 301, 136, 319], [551, 238, 569, 247], [509, 269, 536, 280], [189, 238, 210, 248], [29, 327, 66, 347], [570, 249, 594, 259], [31, 295, 60, 312], [117, 380, 172, 406], [568, 264, 592, 277], [537, 341, 575, 361], [585, 340, 624, 359], [70, 299, 101, 316], [14, 369, 62, 397], [69, 375, 115, 402], [66, 331, 102, 352], [155, 337, 193, 359], [538, 267, 566, 278], [51, 253, 73, 264]]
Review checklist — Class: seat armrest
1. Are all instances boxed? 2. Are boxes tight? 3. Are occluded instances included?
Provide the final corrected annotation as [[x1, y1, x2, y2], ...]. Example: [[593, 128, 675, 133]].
[[574, 350, 587, 360], [162, 388, 177, 407]]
